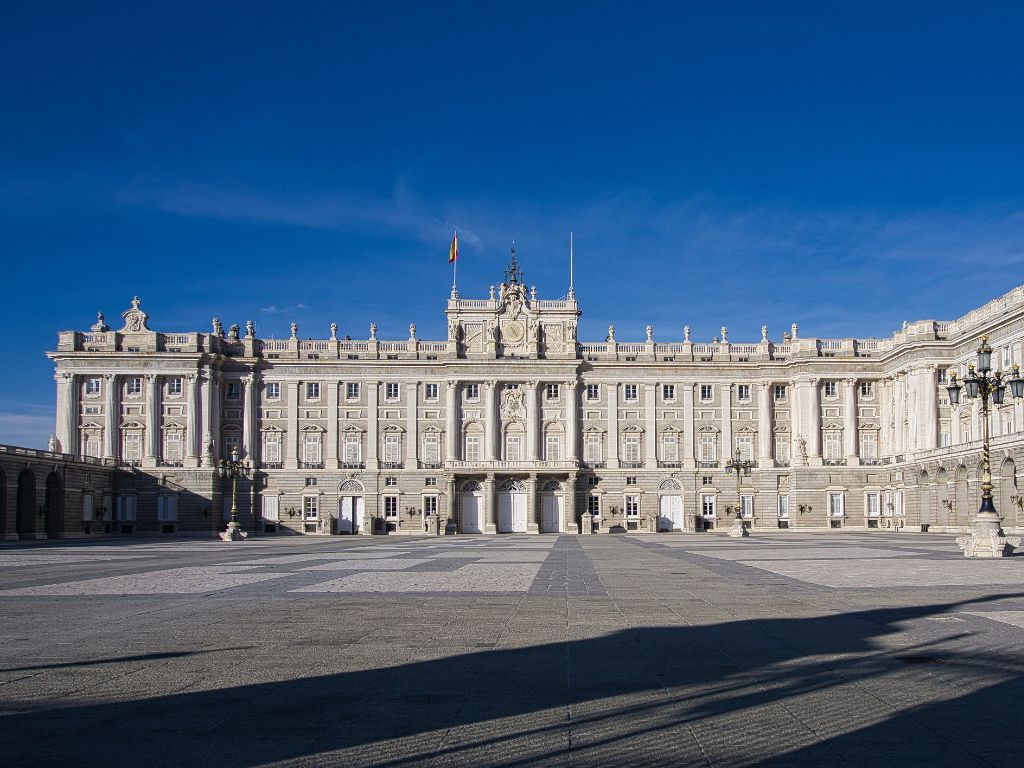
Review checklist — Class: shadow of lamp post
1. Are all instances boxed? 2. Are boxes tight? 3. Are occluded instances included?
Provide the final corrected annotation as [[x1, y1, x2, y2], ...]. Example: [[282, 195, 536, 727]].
[[945, 336, 1024, 557], [724, 448, 753, 537], [218, 446, 251, 542]]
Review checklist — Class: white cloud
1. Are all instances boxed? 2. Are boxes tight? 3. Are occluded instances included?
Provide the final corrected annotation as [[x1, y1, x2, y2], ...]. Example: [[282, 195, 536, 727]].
[[260, 303, 308, 315]]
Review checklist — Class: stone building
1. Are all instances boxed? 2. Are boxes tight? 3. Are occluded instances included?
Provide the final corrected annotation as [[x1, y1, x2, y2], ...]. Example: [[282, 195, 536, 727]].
[[35, 250, 1024, 539]]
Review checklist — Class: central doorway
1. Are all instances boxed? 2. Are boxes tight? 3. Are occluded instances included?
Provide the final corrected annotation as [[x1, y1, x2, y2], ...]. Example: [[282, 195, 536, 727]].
[[497, 479, 527, 533], [541, 480, 564, 533], [337, 478, 365, 534], [461, 481, 483, 533], [658, 480, 684, 531]]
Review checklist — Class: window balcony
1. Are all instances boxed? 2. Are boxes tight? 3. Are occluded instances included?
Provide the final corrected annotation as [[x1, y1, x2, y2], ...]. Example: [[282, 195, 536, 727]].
[[340, 462, 365, 470], [260, 461, 284, 470], [299, 461, 324, 469], [621, 461, 643, 469], [658, 461, 681, 468], [420, 462, 443, 470], [381, 462, 404, 470], [158, 460, 183, 468], [697, 461, 719, 469], [581, 461, 606, 469], [823, 458, 847, 466], [776, 460, 791, 468], [860, 458, 882, 466]]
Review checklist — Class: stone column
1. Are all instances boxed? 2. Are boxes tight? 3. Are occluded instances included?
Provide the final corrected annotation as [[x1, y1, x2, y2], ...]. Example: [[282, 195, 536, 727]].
[[484, 473, 496, 534], [607, 382, 620, 468], [807, 378, 821, 462], [565, 473, 579, 533], [103, 374, 118, 461], [186, 373, 200, 467], [484, 380, 498, 461], [950, 403, 962, 446], [144, 373, 159, 467], [682, 383, 695, 468], [367, 381, 379, 469], [757, 381, 773, 465], [406, 381, 418, 467], [645, 383, 657, 468], [893, 373, 906, 456], [285, 381, 299, 469], [209, 371, 221, 462], [55, 372, 76, 457], [566, 380, 579, 461], [789, 378, 802, 464], [842, 378, 858, 462], [326, 380, 339, 469], [919, 366, 938, 451], [527, 473, 539, 533], [527, 381, 541, 461], [720, 383, 733, 462], [445, 380, 458, 460], [242, 374, 256, 462], [970, 399, 981, 442]]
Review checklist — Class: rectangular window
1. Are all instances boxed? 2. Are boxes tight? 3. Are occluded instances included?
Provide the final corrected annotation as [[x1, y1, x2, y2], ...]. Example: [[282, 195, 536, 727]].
[[587, 476, 599, 486], [157, 494, 178, 522], [226, 381, 240, 400], [737, 384, 751, 401], [824, 381, 837, 398], [588, 496, 600, 516], [423, 435, 440, 464], [939, 431, 951, 448], [894, 490, 905, 517], [303, 434, 322, 464], [423, 496, 438, 515], [425, 383, 439, 401], [82, 433, 101, 458], [85, 377, 101, 396], [465, 434, 481, 462], [866, 492, 880, 517], [263, 432, 282, 464], [584, 433, 602, 462], [116, 494, 137, 522], [346, 382, 360, 400], [163, 431, 182, 462], [701, 494, 716, 517], [262, 495, 279, 522], [740, 494, 753, 518], [265, 382, 280, 400], [546, 383, 559, 400], [700, 384, 713, 401], [702, 475, 713, 486], [624, 434, 641, 463], [167, 378, 183, 397], [305, 382, 321, 401], [126, 377, 142, 397], [777, 495, 790, 519], [383, 434, 401, 464], [662, 384, 675, 401], [822, 432, 840, 460], [305, 477, 317, 486], [123, 432, 143, 463], [624, 384, 638, 401], [661, 434, 679, 463], [828, 492, 845, 517], [466, 383, 480, 401], [586, 384, 600, 401], [625, 476, 638, 486], [625, 495, 640, 517], [223, 431, 241, 458], [425, 477, 438, 487], [506, 434, 521, 462], [775, 436, 790, 464], [699, 434, 716, 462], [384, 496, 398, 519], [860, 431, 878, 459], [774, 384, 787, 401], [82, 494, 94, 522], [385, 476, 397, 487], [736, 435, 754, 462], [343, 434, 361, 463], [303, 495, 319, 520], [860, 381, 874, 398], [386, 382, 400, 401], [545, 435, 560, 461]]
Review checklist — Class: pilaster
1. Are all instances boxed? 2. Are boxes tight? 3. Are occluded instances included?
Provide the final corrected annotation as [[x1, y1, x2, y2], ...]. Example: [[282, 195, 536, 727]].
[[484, 380, 498, 461], [185, 373, 200, 467], [406, 381, 418, 466], [682, 384, 695, 468], [720, 383, 733, 461], [445, 380, 458, 460], [242, 374, 256, 462], [565, 380, 579, 461], [285, 381, 299, 469], [757, 381, 772, 465], [367, 380, 379, 470], [143, 373, 159, 467], [842, 378, 858, 465], [103, 373, 118, 461], [326, 379, 339, 469], [607, 382, 620, 468], [483, 473, 496, 534], [644, 383, 657, 468]]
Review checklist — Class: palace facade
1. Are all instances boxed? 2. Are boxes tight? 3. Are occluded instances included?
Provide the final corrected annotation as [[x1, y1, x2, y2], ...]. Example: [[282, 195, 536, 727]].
[[34, 252, 1024, 539]]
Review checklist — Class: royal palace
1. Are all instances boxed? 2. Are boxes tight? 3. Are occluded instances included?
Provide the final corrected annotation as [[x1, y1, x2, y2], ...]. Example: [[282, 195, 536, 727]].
[[5, 251, 1024, 540]]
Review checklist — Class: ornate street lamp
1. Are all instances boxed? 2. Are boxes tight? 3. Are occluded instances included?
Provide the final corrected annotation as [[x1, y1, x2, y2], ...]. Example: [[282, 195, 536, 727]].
[[218, 446, 251, 542], [725, 448, 753, 537], [945, 336, 1024, 557]]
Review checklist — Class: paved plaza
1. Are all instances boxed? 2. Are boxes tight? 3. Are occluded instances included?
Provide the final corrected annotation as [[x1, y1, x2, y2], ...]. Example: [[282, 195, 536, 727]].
[[3, 532, 1024, 767]]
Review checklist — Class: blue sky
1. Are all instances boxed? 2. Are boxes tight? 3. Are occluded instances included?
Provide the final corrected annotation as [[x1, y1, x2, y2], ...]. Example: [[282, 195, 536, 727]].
[[2, 2, 1023, 447]]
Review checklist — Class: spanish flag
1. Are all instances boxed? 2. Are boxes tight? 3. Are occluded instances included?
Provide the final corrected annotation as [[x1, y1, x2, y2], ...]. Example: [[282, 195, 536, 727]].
[[449, 231, 459, 263]]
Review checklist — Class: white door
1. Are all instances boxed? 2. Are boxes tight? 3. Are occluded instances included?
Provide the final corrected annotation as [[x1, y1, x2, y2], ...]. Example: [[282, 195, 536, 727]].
[[338, 497, 354, 534], [462, 493, 482, 533], [512, 492, 527, 532], [659, 495, 683, 531], [354, 497, 364, 533], [497, 492, 513, 532], [542, 494, 563, 532]]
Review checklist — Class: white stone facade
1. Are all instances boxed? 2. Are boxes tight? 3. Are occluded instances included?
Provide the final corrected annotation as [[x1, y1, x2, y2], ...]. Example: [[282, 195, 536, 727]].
[[46, 258, 1024, 537]]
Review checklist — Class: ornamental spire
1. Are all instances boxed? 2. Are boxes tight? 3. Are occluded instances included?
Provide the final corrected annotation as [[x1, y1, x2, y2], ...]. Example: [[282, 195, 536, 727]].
[[504, 242, 524, 286]]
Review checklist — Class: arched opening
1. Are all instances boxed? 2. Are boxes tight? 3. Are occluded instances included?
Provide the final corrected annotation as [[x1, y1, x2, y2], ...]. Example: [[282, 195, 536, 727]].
[[503, 422, 526, 462], [998, 458, 1017, 526], [936, 468, 950, 526], [16, 469, 36, 539], [337, 479, 365, 534], [918, 470, 933, 527], [460, 480, 483, 534], [497, 478, 527, 532], [954, 465, 970, 527], [44, 472, 63, 538], [540, 480, 563, 533], [658, 478, 684, 532]]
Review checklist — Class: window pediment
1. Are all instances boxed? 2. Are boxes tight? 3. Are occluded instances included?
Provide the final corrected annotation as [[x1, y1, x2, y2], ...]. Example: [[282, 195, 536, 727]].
[[300, 424, 325, 433], [735, 424, 757, 434], [695, 423, 719, 433], [119, 420, 145, 430]]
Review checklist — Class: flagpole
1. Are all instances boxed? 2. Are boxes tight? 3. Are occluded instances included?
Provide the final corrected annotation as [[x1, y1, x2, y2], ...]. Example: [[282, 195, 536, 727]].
[[569, 231, 575, 299]]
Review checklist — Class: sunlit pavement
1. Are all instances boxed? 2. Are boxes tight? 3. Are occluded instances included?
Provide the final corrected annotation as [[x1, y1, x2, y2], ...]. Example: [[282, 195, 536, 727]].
[[3, 531, 1024, 767]]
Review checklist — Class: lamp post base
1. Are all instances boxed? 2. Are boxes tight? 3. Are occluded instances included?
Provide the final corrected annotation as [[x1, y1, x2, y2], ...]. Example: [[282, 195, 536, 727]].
[[727, 519, 750, 538], [957, 515, 1019, 558], [220, 522, 248, 542]]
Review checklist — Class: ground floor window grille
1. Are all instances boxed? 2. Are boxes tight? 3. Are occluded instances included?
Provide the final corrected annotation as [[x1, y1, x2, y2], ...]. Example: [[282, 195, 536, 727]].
[[262, 495, 279, 522]]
